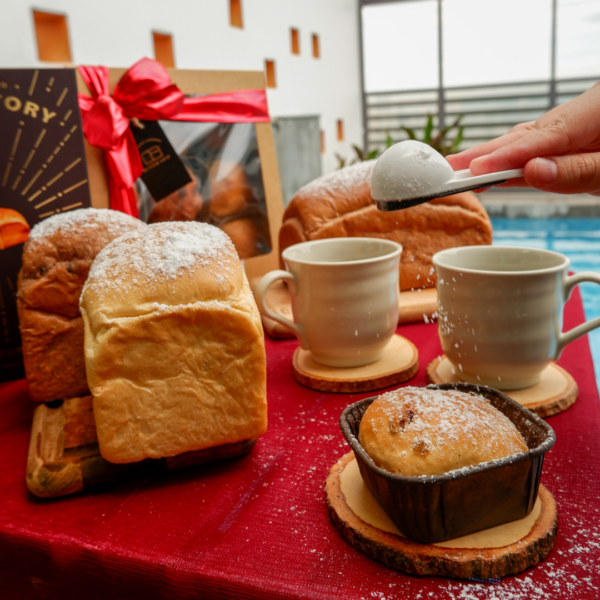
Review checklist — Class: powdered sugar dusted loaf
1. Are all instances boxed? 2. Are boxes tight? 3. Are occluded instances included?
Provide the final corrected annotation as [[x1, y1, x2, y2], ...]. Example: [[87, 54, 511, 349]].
[[18, 208, 146, 403], [358, 387, 528, 477], [279, 162, 492, 291], [80, 221, 267, 464], [84, 221, 238, 310]]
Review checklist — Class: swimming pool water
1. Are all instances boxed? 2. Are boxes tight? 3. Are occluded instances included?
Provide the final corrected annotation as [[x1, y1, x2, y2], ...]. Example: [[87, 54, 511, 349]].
[[491, 218, 600, 384]]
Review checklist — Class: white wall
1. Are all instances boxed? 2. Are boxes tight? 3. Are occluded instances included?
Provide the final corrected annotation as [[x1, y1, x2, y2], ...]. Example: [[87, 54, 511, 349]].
[[0, 0, 362, 174]]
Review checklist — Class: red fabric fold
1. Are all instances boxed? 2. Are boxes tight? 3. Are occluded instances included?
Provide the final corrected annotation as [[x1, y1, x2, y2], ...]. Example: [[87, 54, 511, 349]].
[[0, 289, 599, 599], [78, 58, 270, 217]]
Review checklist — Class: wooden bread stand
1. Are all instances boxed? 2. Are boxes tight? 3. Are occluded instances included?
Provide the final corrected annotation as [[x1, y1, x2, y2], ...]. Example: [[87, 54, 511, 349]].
[[325, 452, 558, 580], [250, 279, 436, 339], [293, 334, 418, 393], [26, 396, 256, 498], [427, 356, 578, 418]]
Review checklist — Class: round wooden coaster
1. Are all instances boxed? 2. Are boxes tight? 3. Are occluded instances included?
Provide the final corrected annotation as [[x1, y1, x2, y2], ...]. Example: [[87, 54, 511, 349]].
[[325, 452, 558, 580], [426, 356, 578, 419], [293, 334, 418, 393]]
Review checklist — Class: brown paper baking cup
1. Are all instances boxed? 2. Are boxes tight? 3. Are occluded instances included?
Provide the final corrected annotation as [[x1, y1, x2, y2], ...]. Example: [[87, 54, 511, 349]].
[[339, 382, 556, 544]]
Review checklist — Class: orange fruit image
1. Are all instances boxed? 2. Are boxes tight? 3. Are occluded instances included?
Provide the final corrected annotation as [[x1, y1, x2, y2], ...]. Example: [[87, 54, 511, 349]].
[[0, 208, 30, 250]]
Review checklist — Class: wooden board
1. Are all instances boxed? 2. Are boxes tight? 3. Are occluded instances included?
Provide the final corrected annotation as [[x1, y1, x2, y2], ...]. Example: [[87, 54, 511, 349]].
[[325, 452, 558, 580], [250, 279, 437, 339], [292, 334, 418, 393], [426, 356, 578, 418], [26, 395, 257, 499]]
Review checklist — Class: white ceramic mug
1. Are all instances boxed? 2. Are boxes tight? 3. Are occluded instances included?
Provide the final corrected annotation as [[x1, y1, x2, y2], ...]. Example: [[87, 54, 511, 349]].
[[433, 245, 600, 390], [255, 238, 402, 368]]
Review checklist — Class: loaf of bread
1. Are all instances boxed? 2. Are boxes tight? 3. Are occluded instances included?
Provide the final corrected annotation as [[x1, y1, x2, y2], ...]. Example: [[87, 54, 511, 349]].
[[80, 221, 267, 464], [17, 208, 145, 402], [279, 161, 493, 291], [359, 387, 528, 477]]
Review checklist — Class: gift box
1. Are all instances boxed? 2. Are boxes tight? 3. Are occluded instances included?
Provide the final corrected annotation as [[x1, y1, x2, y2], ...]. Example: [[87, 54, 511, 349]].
[[76, 60, 285, 280], [0, 67, 92, 383]]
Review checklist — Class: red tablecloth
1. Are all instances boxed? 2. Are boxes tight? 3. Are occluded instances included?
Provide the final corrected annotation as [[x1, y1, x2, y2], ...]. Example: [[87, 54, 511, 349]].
[[1, 287, 600, 600]]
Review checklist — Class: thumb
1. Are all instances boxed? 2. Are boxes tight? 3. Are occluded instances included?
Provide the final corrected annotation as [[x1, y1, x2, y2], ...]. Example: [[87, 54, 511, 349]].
[[524, 153, 600, 194]]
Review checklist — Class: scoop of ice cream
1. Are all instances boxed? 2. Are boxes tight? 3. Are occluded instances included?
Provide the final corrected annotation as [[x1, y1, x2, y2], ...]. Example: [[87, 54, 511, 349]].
[[370, 140, 455, 201]]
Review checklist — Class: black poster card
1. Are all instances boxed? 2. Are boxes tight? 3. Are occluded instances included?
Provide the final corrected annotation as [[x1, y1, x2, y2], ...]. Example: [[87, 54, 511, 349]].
[[0, 68, 91, 383]]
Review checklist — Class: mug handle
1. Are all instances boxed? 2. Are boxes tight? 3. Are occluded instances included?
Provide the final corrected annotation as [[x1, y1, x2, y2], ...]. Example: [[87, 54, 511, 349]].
[[254, 270, 309, 349], [556, 271, 600, 357]]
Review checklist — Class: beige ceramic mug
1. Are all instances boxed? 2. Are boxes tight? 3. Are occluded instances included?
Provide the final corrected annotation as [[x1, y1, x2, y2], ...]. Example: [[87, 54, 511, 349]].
[[255, 238, 402, 368], [433, 245, 600, 390]]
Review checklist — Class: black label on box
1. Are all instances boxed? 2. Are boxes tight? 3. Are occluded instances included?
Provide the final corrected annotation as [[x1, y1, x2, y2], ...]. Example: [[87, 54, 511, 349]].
[[0, 68, 92, 384], [131, 120, 192, 201]]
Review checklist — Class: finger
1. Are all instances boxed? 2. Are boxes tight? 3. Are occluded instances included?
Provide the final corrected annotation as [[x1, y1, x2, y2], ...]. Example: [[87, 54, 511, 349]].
[[523, 153, 600, 194], [471, 86, 600, 175], [469, 126, 575, 175], [446, 126, 535, 171]]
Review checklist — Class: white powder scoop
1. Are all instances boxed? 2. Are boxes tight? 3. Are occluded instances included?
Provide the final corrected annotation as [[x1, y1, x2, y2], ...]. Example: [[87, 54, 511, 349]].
[[371, 140, 523, 211]]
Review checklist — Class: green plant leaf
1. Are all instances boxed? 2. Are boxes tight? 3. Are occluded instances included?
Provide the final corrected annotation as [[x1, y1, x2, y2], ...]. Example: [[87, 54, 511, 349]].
[[352, 145, 365, 161], [431, 115, 462, 148], [449, 126, 464, 155], [401, 126, 417, 141], [367, 149, 379, 160], [334, 152, 346, 169], [423, 115, 434, 144], [386, 133, 394, 148]]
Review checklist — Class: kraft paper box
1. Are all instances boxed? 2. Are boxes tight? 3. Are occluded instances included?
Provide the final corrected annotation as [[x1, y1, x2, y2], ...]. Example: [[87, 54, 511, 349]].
[[0, 68, 92, 383], [76, 67, 285, 280]]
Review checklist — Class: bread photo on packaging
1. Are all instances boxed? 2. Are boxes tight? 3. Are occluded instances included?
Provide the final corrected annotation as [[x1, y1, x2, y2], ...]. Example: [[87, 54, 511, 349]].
[[0, 208, 30, 250], [17, 208, 146, 403], [80, 221, 267, 464], [279, 161, 493, 291]]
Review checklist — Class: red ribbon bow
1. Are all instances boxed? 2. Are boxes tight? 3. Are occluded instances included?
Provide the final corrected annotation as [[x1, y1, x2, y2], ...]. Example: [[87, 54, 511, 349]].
[[78, 58, 270, 217]]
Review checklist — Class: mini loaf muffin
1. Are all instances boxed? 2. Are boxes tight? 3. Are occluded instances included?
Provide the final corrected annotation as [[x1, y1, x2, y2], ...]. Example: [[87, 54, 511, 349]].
[[279, 161, 493, 291], [358, 387, 528, 477], [80, 221, 267, 463], [18, 208, 145, 402]]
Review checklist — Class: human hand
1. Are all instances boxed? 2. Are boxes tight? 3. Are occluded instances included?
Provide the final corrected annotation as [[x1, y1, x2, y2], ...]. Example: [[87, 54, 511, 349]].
[[446, 81, 600, 195]]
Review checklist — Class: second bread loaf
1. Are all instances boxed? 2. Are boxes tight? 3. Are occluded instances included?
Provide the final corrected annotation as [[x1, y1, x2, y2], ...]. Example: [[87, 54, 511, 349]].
[[80, 222, 268, 464]]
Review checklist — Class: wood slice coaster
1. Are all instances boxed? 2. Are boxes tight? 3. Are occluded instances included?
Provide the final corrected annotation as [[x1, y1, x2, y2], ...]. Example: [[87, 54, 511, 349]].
[[293, 334, 418, 393], [249, 278, 437, 339], [26, 395, 257, 499], [426, 356, 578, 419], [325, 452, 558, 580]]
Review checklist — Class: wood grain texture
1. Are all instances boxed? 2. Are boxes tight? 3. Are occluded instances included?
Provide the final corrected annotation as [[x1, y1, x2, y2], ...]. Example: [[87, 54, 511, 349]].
[[426, 356, 578, 419], [292, 334, 418, 393], [250, 279, 437, 339], [26, 396, 257, 499], [325, 452, 558, 579]]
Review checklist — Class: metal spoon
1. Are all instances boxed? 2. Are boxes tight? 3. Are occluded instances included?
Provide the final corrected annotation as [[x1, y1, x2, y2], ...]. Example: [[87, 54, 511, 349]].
[[371, 140, 523, 211]]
